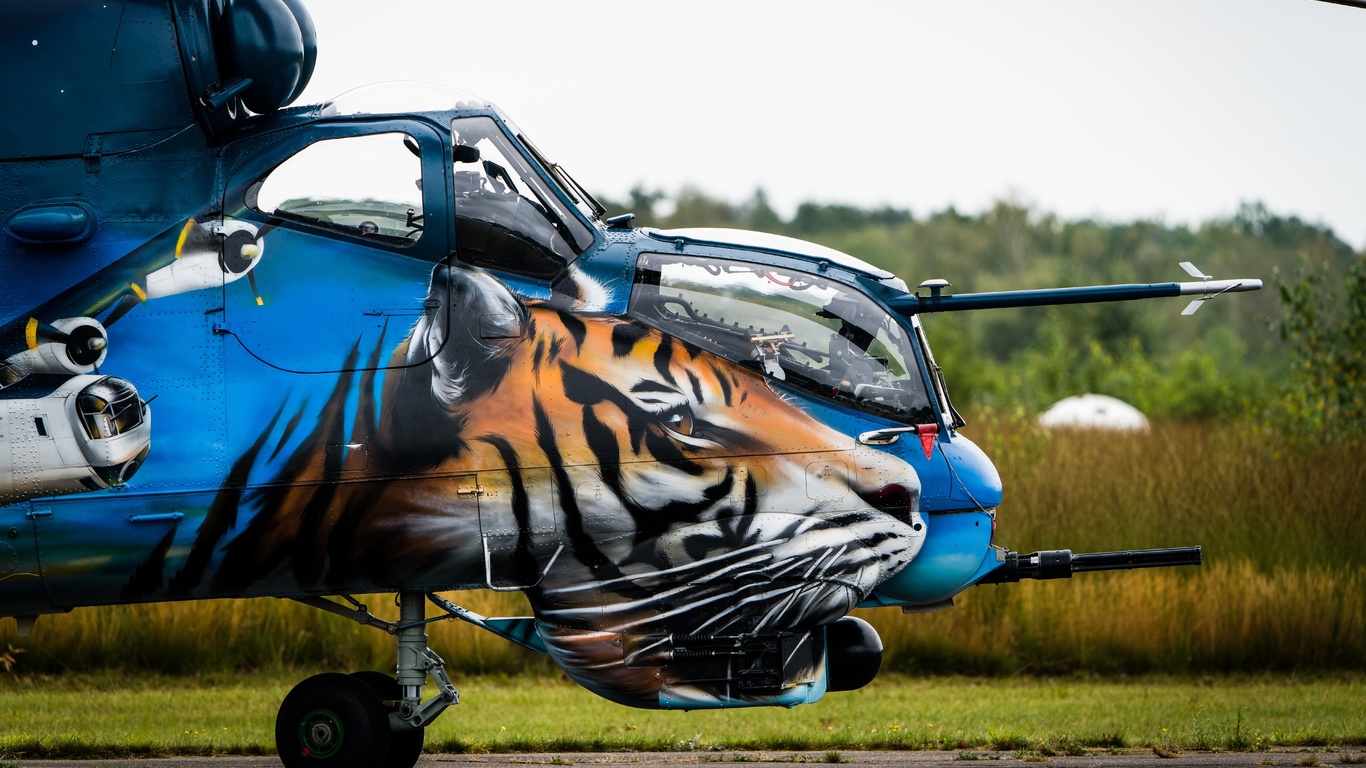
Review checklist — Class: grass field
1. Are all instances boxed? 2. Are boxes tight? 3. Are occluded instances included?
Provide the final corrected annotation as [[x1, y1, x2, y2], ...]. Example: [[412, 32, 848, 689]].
[[0, 673, 1363, 758]]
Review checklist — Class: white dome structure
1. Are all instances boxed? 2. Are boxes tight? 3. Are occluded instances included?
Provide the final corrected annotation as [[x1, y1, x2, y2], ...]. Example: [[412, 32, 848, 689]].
[[1037, 394, 1150, 431]]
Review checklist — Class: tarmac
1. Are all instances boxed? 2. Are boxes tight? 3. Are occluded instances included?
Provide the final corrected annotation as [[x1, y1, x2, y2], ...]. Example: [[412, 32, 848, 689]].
[[14, 749, 1365, 768]]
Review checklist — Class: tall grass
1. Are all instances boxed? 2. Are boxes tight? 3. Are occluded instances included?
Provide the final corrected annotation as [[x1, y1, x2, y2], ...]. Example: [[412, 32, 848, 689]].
[[1, 419, 1360, 676], [980, 418, 1364, 568], [865, 562, 1366, 675], [3, 591, 544, 676]]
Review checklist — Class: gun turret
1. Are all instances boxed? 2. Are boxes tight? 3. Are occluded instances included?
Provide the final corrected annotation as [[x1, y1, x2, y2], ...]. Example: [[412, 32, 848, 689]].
[[977, 546, 1202, 584]]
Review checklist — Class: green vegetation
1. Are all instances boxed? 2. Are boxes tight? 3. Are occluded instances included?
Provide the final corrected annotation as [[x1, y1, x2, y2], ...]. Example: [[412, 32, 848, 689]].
[[0, 673, 1362, 757], [605, 190, 1362, 425], [1269, 255, 1366, 444]]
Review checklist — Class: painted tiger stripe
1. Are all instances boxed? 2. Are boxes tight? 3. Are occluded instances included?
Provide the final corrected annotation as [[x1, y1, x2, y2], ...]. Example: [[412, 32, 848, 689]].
[[560, 359, 708, 473], [642, 430, 705, 475], [580, 405, 622, 476], [532, 337, 546, 377], [267, 395, 311, 462], [709, 362, 733, 406], [558, 361, 651, 452], [686, 370, 704, 404], [556, 310, 587, 349], [533, 397, 624, 584], [630, 381, 676, 394], [314, 333, 390, 584], [652, 336, 677, 385], [611, 322, 649, 357], [121, 527, 177, 601], [213, 341, 365, 593], [291, 438, 347, 589], [164, 399, 289, 597], [325, 480, 389, 591], [477, 435, 540, 584], [648, 469, 734, 520]]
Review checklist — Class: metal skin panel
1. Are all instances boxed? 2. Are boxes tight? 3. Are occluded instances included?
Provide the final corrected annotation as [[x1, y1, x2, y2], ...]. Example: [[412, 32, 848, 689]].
[[945, 434, 1003, 508], [0, 1, 190, 161], [3, 126, 937, 707], [0, 504, 45, 616]]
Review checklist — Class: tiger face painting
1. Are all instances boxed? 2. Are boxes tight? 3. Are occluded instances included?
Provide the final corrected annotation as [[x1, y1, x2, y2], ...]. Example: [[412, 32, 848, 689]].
[[201, 262, 927, 708]]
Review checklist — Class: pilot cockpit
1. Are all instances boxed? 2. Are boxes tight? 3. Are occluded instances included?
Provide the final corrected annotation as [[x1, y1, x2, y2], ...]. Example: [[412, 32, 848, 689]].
[[448, 117, 597, 279], [629, 253, 936, 424]]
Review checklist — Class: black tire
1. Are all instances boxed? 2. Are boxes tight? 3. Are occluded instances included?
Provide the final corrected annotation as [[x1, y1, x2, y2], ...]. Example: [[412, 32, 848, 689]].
[[350, 670, 426, 768], [384, 727, 425, 768], [276, 672, 391, 768], [350, 670, 401, 706]]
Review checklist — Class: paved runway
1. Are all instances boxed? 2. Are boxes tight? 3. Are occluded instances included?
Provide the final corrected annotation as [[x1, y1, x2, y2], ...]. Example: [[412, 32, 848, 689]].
[[15, 749, 1365, 768]]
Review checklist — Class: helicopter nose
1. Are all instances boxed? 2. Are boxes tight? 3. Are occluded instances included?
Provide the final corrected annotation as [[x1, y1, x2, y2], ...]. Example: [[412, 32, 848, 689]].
[[849, 481, 928, 581], [859, 482, 924, 534]]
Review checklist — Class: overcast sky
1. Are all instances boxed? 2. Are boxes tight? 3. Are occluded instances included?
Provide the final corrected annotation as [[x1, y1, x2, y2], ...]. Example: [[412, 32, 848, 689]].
[[295, 1, 1366, 249]]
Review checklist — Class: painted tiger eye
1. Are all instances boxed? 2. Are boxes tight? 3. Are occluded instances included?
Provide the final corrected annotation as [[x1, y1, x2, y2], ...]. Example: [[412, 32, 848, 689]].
[[665, 409, 695, 436]]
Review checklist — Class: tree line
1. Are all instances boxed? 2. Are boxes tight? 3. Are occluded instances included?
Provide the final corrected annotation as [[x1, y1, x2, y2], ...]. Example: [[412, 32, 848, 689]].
[[601, 188, 1364, 439]]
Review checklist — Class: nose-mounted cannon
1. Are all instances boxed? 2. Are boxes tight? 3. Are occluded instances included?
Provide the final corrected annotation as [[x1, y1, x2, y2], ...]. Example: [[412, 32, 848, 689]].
[[977, 546, 1204, 584]]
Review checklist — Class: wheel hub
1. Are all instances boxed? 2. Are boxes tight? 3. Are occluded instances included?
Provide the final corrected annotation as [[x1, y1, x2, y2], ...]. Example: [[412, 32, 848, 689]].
[[300, 709, 344, 758]]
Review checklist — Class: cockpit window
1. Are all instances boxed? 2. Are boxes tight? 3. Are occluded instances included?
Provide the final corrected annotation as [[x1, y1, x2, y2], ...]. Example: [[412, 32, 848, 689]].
[[76, 376, 145, 440], [629, 254, 935, 424], [252, 132, 424, 245], [450, 116, 594, 279]]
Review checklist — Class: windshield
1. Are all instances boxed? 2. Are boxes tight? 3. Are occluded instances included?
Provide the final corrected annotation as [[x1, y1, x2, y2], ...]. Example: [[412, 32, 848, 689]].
[[629, 254, 935, 424], [517, 132, 606, 222], [450, 116, 595, 278]]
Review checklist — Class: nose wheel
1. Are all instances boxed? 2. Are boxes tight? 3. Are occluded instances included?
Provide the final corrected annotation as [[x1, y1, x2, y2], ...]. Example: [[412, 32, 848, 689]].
[[276, 673, 391, 768], [276, 592, 457, 768], [350, 671, 427, 768]]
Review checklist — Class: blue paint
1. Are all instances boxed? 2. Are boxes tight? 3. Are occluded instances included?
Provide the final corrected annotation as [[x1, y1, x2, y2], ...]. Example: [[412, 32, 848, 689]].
[[658, 679, 826, 711], [943, 434, 1003, 508], [864, 510, 997, 606], [4, 202, 98, 244]]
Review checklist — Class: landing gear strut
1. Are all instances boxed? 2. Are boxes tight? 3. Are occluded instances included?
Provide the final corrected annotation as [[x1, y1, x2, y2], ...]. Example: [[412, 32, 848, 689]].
[[276, 592, 460, 768]]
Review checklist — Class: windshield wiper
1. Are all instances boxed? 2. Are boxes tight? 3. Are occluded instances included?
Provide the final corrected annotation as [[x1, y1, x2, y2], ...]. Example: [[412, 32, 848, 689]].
[[551, 162, 606, 219], [517, 133, 606, 219]]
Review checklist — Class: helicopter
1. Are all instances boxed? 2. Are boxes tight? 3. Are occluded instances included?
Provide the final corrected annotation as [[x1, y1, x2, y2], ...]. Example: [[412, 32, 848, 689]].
[[1, 2, 1263, 768]]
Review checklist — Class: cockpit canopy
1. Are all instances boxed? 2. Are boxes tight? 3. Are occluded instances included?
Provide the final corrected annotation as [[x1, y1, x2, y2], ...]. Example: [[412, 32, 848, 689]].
[[449, 116, 596, 278], [76, 376, 145, 441], [629, 254, 935, 424], [323, 82, 490, 117]]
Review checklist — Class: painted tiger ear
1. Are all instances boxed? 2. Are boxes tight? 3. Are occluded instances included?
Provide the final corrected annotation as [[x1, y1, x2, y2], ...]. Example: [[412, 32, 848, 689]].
[[378, 264, 529, 468], [444, 265, 528, 364]]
